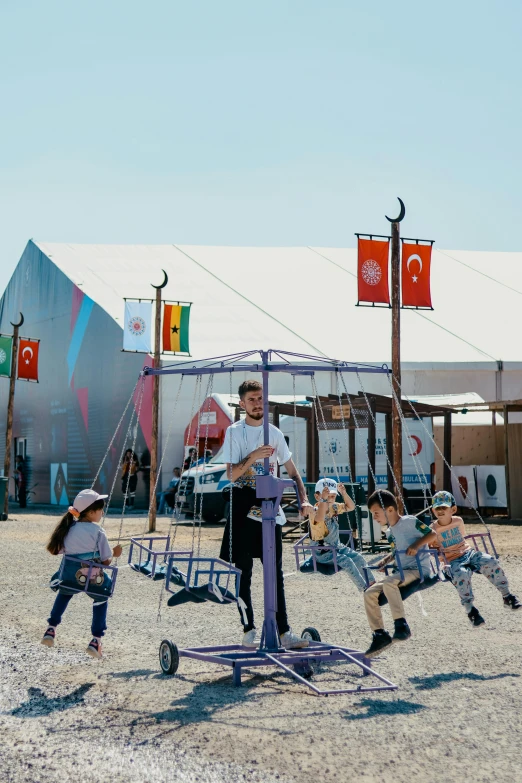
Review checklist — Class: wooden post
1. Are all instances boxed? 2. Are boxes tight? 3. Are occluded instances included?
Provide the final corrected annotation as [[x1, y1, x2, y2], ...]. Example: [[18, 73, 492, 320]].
[[349, 421, 356, 487], [310, 405, 319, 483], [3, 317, 22, 518], [234, 405, 241, 423], [503, 405, 511, 518], [385, 412, 394, 490], [367, 396, 376, 496], [390, 219, 403, 512], [443, 412, 452, 492], [272, 404, 280, 429], [149, 286, 162, 533]]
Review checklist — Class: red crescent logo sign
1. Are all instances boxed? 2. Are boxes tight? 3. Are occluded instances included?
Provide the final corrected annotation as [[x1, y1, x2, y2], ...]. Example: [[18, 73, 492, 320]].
[[408, 435, 422, 456]]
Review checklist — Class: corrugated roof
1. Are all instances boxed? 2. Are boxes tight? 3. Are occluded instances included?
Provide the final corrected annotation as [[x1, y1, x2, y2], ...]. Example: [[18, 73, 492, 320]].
[[34, 241, 521, 364]]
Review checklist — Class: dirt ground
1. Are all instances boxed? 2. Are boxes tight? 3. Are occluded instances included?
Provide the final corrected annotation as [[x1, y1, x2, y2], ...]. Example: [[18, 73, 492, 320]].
[[1, 510, 522, 783]]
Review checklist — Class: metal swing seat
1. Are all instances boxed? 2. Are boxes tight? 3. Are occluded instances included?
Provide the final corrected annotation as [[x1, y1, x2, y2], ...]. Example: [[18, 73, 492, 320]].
[[294, 529, 355, 575], [149, 349, 399, 696], [52, 554, 118, 600], [128, 534, 189, 585]]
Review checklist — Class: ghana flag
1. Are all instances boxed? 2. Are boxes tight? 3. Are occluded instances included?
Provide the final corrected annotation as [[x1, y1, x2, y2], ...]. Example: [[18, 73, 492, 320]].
[[162, 303, 191, 353]]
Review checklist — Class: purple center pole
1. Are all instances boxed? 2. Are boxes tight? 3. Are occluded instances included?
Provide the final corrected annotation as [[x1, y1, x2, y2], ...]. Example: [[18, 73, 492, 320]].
[[259, 355, 280, 651]]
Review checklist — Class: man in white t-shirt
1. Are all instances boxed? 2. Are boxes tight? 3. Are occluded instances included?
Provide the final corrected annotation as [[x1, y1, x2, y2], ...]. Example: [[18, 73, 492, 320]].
[[219, 379, 313, 649]]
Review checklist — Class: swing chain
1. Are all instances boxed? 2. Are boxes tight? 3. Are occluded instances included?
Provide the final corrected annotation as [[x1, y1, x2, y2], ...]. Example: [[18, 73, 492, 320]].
[[91, 376, 141, 489]]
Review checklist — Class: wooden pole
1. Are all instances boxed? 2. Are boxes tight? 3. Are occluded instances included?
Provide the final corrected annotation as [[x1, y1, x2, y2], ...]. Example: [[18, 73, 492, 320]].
[[367, 396, 376, 496], [390, 219, 403, 512], [503, 405, 511, 518], [385, 412, 394, 490], [149, 287, 162, 532], [4, 318, 22, 518]]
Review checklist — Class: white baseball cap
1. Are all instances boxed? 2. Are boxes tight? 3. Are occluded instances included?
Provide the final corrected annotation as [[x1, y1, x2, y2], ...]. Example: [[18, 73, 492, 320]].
[[71, 489, 108, 514], [315, 478, 338, 495]]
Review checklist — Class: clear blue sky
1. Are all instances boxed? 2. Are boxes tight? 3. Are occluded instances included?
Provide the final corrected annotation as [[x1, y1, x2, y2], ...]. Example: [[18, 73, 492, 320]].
[[1, 0, 521, 294]]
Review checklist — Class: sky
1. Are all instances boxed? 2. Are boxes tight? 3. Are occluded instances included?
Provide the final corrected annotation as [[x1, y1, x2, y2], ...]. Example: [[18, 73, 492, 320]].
[[1, 0, 522, 295]]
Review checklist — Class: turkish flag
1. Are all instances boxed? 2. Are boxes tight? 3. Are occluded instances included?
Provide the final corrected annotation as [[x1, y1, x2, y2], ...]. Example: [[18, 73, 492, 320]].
[[357, 238, 390, 305], [17, 338, 39, 382], [401, 243, 433, 308]]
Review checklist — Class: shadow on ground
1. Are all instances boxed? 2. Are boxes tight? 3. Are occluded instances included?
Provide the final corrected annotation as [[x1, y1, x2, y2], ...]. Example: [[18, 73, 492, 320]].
[[342, 697, 427, 721], [409, 672, 520, 691], [8, 684, 94, 718]]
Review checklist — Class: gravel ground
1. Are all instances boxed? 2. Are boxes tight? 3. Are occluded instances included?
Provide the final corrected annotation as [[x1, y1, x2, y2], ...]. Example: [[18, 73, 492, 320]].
[[1, 511, 522, 783]]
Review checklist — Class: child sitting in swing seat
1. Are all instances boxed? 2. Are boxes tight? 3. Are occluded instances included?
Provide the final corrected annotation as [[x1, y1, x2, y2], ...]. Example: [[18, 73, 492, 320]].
[[305, 478, 375, 592], [428, 491, 521, 627], [41, 489, 122, 658]]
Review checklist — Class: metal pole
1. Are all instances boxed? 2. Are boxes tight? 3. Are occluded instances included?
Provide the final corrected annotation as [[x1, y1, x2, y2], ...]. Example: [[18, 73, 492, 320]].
[[261, 353, 280, 651], [3, 318, 22, 518], [149, 286, 162, 532], [390, 217, 403, 512]]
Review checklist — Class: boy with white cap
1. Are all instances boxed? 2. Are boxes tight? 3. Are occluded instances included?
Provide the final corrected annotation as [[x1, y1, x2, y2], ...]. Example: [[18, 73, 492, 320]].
[[429, 490, 521, 626], [42, 489, 122, 658], [306, 478, 374, 592]]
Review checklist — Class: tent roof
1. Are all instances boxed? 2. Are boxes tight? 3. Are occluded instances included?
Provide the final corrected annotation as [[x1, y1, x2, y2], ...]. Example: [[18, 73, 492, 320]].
[[33, 241, 522, 365]]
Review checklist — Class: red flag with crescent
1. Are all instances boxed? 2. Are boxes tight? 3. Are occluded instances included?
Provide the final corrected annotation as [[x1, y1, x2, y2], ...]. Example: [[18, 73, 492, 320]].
[[401, 243, 433, 308], [357, 238, 390, 305], [17, 338, 39, 382]]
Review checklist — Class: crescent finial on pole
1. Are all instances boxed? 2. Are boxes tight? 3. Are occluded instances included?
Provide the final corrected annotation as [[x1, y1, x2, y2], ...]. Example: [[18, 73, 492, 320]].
[[10, 312, 24, 328], [151, 270, 168, 289], [385, 197, 406, 223]]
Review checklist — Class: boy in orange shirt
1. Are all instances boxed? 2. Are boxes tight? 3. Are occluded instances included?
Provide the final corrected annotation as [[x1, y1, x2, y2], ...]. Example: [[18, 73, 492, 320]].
[[429, 491, 521, 626]]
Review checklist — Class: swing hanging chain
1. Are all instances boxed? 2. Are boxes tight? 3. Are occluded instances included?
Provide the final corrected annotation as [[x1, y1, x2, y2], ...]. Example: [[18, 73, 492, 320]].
[[191, 375, 204, 553], [91, 376, 141, 489], [338, 372, 401, 520], [311, 374, 342, 485], [354, 369, 407, 510], [335, 373, 362, 539], [115, 375, 147, 557], [157, 373, 202, 623], [139, 374, 185, 543], [196, 373, 215, 557], [387, 374, 492, 535], [384, 373, 433, 505], [100, 375, 145, 531]]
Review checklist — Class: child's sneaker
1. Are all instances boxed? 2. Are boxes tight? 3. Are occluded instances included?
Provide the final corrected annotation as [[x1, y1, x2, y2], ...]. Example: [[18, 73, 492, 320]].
[[364, 630, 393, 658], [392, 618, 412, 642], [41, 627, 56, 647], [467, 607, 485, 627], [503, 594, 522, 610], [86, 638, 103, 658]]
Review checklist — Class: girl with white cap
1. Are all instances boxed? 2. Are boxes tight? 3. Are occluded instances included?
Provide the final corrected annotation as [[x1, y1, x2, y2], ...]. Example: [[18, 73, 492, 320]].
[[41, 489, 122, 658]]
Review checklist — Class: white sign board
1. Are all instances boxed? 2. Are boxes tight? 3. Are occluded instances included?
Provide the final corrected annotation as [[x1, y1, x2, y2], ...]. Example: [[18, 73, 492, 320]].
[[200, 411, 217, 425], [476, 465, 507, 508], [451, 466, 478, 508]]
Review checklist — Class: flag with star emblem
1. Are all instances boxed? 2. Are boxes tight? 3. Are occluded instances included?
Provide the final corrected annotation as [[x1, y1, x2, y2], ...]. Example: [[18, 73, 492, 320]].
[[0, 335, 13, 378], [401, 241, 433, 309], [162, 303, 191, 353], [17, 338, 40, 382]]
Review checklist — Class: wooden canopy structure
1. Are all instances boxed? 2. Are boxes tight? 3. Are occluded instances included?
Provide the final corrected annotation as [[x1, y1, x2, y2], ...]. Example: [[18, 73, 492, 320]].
[[231, 393, 456, 496]]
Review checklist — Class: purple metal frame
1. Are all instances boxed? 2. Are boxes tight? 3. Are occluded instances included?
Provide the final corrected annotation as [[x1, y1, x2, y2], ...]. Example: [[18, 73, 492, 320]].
[[128, 535, 191, 579], [294, 530, 355, 573], [165, 555, 241, 600], [144, 349, 397, 695]]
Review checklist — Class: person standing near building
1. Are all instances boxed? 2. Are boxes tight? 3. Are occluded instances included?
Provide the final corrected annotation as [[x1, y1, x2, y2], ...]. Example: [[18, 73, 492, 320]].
[[15, 455, 27, 508], [219, 379, 313, 649], [121, 449, 140, 509]]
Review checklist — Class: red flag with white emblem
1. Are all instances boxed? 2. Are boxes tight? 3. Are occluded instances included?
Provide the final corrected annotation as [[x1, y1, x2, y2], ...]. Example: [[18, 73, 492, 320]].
[[357, 238, 390, 305], [17, 338, 39, 382], [401, 242, 433, 309]]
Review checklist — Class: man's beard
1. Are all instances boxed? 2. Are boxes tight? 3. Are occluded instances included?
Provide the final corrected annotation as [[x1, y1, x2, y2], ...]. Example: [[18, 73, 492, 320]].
[[248, 411, 264, 420]]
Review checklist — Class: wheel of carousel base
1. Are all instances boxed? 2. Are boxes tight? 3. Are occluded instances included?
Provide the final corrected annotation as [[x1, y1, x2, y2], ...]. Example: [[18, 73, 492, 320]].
[[301, 627, 321, 643], [159, 639, 179, 675]]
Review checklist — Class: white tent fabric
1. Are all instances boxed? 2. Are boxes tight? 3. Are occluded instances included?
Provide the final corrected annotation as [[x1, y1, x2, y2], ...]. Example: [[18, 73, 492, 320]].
[[35, 242, 522, 364]]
